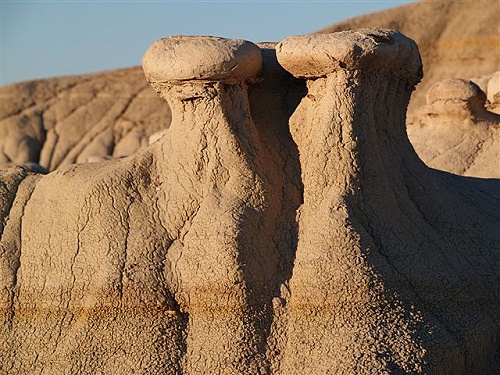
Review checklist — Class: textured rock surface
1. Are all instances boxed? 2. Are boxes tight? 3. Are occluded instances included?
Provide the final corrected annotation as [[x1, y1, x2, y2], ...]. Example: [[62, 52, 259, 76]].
[[1, 30, 500, 374], [2, 1, 499, 178], [473, 71, 500, 114], [143, 36, 263, 82], [319, 0, 500, 112], [0, 67, 171, 171], [408, 77, 500, 177]]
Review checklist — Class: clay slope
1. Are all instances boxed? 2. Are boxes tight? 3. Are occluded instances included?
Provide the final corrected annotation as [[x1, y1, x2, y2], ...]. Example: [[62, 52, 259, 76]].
[[1, 30, 500, 374], [0, 67, 171, 171], [318, 0, 500, 112]]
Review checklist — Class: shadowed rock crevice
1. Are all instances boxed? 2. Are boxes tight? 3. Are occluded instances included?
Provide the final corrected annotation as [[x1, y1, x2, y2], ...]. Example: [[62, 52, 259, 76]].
[[247, 44, 305, 371]]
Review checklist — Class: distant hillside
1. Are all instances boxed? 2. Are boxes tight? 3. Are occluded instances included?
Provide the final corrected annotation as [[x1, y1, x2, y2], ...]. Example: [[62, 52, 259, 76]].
[[1, 67, 170, 170]]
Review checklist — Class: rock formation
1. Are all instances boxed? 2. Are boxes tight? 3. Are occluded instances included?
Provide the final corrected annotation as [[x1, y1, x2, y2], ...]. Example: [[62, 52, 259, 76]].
[[471, 71, 500, 115], [1, 29, 500, 374], [319, 0, 500, 112], [0, 68, 171, 171], [408, 77, 500, 177], [2, 1, 499, 178]]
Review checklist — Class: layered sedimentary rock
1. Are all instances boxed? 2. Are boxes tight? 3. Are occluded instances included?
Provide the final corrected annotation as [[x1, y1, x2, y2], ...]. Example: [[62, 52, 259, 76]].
[[0, 68, 171, 171], [1, 30, 500, 374], [408, 77, 500, 177], [0, 35, 304, 374]]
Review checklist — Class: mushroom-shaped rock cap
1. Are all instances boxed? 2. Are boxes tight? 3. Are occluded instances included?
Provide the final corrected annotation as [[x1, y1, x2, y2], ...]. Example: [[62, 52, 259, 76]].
[[142, 35, 262, 83], [276, 29, 422, 83], [426, 79, 487, 106]]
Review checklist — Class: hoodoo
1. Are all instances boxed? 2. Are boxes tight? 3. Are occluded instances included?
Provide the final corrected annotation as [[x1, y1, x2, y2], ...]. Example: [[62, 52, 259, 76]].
[[276, 29, 500, 373], [1, 30, 499, 374], [143, 35, 281, 373]]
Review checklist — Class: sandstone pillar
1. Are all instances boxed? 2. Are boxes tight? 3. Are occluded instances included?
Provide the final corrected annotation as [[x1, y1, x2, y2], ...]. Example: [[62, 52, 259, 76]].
[[276, 29, 430, 373], [144, 35, 276, 374]]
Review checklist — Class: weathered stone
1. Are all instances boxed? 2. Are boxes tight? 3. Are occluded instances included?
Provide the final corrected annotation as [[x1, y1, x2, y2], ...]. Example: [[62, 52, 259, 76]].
[[1, 30, 499, 374], [142, 36, 262, 83], [408, 77, 500, 177], [0, 68, 171, 171]]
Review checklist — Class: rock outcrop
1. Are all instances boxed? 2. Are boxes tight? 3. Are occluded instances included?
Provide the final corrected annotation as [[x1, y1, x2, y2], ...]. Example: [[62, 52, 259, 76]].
[[408, 77, 500, 177], [0, 68, 171, 171], [2, 1, 499, 178], [1, 30, 500, 374], [319, 0, 500, 112], [471, 71, 500, 115]]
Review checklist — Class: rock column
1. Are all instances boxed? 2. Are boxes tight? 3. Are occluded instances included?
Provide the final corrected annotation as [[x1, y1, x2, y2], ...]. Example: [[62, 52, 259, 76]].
[[276, 29, 428, 373], [144, 36, 276, 374]]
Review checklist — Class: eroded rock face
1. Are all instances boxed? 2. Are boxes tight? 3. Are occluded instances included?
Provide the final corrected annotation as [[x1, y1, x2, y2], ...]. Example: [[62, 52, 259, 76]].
[[1, 30, 500, 374], [0, 67, 171, 171], [319, 0, 500, 113], [408, 77, 500, 177], [3, 1, 499, 178]]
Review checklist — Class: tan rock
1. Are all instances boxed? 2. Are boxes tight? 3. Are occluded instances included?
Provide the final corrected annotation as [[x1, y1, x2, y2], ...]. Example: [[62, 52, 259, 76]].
[[148, 129, 169, 145], [0, 68, 171, 171], [408, 78, 500, 177], [469, 71, 500, 110], [424, 79, 487, 117], [319, 0, 500, 113], [142, 35, 262, 83], [276, 29, 420, 79], [275, 29, 500, 373], [143, 35, 277, 374], [1, 30, 500, 374], [1, 35, 294, 374], [486, 71, 500, 113], [3, 1, 499, 179]]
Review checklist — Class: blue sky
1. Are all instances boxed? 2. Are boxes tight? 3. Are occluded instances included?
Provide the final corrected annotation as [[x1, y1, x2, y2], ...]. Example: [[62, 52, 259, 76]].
[[1, 1, 414, 85]]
